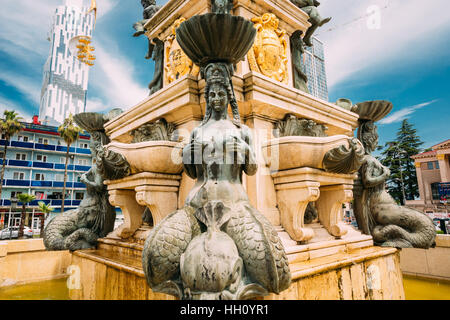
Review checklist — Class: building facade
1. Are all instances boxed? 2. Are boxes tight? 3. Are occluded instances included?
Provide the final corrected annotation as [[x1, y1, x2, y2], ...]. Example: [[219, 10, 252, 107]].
[[406, 139, 450, 217], [39, 0, 96, 126], [301, 37, 329, 101], [0, 116, 92, 233]]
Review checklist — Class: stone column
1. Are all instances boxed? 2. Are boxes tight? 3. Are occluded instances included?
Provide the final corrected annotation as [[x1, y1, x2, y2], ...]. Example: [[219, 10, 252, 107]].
[[107, 189, 146, 239], [415, 162, 426, 203], [135, 185, 179, 226], [437, 154, 450, 183], [274, 181, 320, 242], [316, 184, 353, 238]]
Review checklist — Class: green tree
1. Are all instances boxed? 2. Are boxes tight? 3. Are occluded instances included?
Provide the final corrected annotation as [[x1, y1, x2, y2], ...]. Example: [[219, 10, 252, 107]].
[[58, 114, 82, 213], [37, 201, 54, 238], [17, 193, 36, 238], [0, 110, 24, 198], [380, 119, 424, 204]]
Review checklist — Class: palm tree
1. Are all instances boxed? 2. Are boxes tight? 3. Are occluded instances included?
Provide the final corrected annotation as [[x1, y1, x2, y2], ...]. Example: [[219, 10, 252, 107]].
[[58, 114, 82, 213], [37, 201, 54, 238], [17, 193, 36, 238], [0, 110, 24, 198]]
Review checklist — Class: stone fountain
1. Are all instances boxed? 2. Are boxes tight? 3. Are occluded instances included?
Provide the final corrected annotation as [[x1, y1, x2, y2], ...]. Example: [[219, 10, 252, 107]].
[[58, 0, 419, 300]]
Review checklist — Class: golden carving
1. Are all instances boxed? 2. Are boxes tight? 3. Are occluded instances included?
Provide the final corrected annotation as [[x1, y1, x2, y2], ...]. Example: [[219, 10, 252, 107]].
[[437, 154, 445, 161], [248, 13, 288, 84], [165, 18, 200, 84]]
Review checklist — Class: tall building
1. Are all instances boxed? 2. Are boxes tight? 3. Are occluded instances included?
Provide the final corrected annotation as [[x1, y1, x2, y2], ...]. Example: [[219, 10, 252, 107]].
[[0, 116, 92, 234], [301, 37, 329, 101], [39, 0, 96, 126]]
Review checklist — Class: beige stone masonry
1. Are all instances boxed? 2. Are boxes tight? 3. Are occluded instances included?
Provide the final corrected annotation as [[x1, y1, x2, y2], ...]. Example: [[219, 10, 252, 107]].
[[144, 0, 311, 44], [0, 239, 71, 287], [273, 167, 357, 242], [105, 172, 182, 239]]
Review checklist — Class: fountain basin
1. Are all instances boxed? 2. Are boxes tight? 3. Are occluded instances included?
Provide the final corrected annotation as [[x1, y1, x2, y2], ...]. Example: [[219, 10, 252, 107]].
[[105, 141, 184, 174], [176, 13, 256, 67], [262, 135, 352, 171], [353, 100, 393, 122]]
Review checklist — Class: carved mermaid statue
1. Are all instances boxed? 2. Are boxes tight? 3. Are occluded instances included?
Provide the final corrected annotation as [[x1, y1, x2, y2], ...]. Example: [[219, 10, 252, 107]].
[[354, 121, 436, 248], [44, 111, 126, 251], [43, 162, 116, 251], [142, 63, 291, 300]]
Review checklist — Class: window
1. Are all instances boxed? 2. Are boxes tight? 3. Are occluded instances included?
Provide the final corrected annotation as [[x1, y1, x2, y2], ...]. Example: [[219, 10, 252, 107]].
[[427, 162, 434, 170], [15, 153, 27, 161], [75, 192, 84, 200], [11, 191, 23, 199], [17, 135, 29, 142], [13, 172, 25, 180], [435, 161, 440, 169], [77, 159, 88, 165], [431, 183, 440, 200], [35, 173, 45, 181], [80, 142, 89, 149], [38, 138, 49, 144], [1, 134, 5, 140], [60, 157, 66, 164], [55, 174, 64, 182], [34, 191, 46, 200], [36, 154, 47, 162]]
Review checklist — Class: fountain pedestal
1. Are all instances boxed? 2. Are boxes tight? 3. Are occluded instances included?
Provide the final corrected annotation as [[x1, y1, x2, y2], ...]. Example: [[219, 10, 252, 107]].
[[105, 172, 182, 240]]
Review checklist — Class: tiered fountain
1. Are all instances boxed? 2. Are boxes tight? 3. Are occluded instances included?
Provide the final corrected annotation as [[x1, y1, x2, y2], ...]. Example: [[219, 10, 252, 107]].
[[47, 0, 420, 300]]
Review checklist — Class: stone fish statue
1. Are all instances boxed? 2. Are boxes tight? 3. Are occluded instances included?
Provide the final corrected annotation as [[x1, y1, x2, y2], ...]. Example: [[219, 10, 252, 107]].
[[142, 63, 291, 300], [354, 120, 436, 248], [290, 0, 331, 46]]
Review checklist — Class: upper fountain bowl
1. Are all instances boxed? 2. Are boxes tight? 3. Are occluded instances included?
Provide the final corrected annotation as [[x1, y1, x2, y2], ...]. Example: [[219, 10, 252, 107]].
[[353, 100, 393, 122], [176, 13, 256, 67]]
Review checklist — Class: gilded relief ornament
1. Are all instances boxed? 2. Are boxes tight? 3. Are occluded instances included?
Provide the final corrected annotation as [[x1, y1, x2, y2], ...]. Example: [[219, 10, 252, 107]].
[[248, 13, 288, 84], [165, 18, 200, 84]]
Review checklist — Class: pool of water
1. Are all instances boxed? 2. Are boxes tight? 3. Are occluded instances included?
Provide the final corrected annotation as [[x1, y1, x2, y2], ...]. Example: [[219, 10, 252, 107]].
[[403, 276, 450, 300], [0, 276, 448, 300], [0, 278, 69, 300]]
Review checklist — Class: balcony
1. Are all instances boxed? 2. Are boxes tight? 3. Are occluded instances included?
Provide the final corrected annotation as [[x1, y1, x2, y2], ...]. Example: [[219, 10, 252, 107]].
[[2, 179, 87, 189], [0, 199, 82, 207], [0, 139, 91, 156], [4, 159, 91, 172]]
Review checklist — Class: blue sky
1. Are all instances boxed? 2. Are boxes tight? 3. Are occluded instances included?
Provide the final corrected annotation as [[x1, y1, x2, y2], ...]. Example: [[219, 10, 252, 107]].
[[0, 0, 449, 151]]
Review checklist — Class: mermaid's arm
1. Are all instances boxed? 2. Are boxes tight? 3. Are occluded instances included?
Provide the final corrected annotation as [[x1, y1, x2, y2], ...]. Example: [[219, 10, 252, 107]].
[[362, 159, 390, 188], [182, 129, 200, 179], [242, 126, 257, 176]]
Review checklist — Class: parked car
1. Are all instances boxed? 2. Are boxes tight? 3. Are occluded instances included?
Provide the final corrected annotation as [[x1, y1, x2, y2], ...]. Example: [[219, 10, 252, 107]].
[[0, 227, 19, 240], [23, 226, 33, 238]]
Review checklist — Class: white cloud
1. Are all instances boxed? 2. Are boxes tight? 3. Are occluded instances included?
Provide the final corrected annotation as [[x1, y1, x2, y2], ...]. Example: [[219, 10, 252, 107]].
[[0, 96, 34, 122], [317, 0, 450, 87], [0, 71, 41, 105], [379, 99, 439, 125], [88, 43, 148, 110]]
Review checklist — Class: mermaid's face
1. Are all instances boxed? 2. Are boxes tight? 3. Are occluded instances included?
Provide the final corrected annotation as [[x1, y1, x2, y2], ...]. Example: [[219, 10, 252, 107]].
[[209, 84, 228, 113]]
